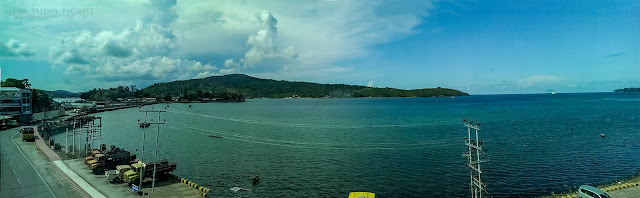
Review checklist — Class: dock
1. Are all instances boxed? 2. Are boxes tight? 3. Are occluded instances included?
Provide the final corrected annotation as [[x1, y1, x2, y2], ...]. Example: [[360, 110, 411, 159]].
[[31, 114, 212, 197]]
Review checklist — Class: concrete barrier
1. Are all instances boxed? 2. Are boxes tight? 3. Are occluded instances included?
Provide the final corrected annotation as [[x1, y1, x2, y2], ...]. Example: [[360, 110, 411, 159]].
[[178, 176, 212, 195]]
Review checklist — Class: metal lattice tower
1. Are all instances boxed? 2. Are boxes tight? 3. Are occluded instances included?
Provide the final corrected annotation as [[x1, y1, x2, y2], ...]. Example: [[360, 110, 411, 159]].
[[66, 116, 102, 157], [463, 120, 487, 198]]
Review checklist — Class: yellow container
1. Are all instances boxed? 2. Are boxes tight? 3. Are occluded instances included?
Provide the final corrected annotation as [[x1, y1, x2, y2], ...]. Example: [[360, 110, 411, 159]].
[[348, 192, 375, 198]]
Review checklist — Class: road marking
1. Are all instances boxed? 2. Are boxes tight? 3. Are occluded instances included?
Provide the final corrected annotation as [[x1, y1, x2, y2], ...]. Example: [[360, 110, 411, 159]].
[[16, 177, 21, 184], [11, 132, 57, 198]]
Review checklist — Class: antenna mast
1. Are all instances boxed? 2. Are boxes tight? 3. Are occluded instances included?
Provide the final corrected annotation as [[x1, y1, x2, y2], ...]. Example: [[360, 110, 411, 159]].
[[463, 120, 487, 198]]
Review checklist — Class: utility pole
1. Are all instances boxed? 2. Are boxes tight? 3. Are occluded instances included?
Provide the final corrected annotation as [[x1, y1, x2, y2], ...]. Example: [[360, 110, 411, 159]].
[[137, 108, 148, 194], [137, 106, 166, 194], [463, 119, 487, 198], [66, 128, 68, 156]]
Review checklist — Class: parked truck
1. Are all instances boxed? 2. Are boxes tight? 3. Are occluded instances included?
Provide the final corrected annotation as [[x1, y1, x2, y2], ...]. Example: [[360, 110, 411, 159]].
[[123, 159, 177, 186], [84, 149, 102, 164], [87, 150, 137, 174], [20, 127, 35, 141], [105, 164, 132, 182], [84, 145, 121, 164]]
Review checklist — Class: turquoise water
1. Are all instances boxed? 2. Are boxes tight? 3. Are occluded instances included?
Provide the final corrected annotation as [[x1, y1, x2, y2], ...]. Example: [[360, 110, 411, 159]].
[[52, 93, 640, 197]]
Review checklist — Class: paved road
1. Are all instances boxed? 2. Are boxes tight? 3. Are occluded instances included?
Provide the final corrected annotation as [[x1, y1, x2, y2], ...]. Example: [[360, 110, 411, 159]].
[[609, 186, 640, 198], [0, 127, 55, 198]]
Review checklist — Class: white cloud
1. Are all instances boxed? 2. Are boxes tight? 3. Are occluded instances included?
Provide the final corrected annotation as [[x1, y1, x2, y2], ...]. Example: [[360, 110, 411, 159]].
[[0, 39, 36, 57], [224, 10, 300, 70], [7, 0, 432, 89], [519, 75, 561, 87], [173, 1, 431, 77], [48, 5, 219, 87], [242, 10, 299, 66]]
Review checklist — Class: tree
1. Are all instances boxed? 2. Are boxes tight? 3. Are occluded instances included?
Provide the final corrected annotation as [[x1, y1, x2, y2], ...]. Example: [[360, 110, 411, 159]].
[[31, 89, 52, 113], [163, 95, 172, 101], [1, 78, 29, 89], [202, 92, 213, 98]]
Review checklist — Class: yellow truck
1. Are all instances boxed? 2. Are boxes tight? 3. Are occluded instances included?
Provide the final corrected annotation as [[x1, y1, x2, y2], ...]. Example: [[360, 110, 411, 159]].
[[20, 127, 35, 141], [123, 160, 177, 186]]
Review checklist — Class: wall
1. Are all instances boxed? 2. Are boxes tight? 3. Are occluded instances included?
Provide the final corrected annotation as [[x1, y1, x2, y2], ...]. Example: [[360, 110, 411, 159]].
[[32, 109, 66, 120]]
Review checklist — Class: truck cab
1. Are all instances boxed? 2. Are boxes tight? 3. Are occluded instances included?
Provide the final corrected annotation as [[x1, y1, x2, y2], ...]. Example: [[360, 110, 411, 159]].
[[20, 127, 35, 141], [87, 154, 106, 170], [123, 162, 145, 185], [106, 164, 131, 182], [84, 149, 102, 164]]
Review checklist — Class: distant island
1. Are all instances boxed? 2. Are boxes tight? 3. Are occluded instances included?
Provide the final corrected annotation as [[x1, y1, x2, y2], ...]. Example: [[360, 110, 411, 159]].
[[76, 74, 469, 102], [614, 88, 640, 93], [141, 74, 469, 99], [46, 90, 80, 98]]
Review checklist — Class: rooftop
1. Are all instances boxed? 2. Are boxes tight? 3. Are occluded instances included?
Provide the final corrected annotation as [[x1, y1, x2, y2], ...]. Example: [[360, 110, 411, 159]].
[[0, 87, 31, 93]]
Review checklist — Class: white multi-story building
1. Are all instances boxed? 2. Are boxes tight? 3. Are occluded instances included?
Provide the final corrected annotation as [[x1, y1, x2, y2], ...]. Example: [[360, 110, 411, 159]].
[[0, 87, 32, 122]]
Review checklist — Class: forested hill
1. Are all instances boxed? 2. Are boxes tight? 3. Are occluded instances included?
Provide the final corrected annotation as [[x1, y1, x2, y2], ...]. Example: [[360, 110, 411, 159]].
[[141, 74, 469, 99], [46, 90, 80, 98], [614, 88, 640, 92]]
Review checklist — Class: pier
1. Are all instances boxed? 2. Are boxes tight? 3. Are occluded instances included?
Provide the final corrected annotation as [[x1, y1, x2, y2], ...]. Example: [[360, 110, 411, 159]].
[[30, 109, 213, 197]]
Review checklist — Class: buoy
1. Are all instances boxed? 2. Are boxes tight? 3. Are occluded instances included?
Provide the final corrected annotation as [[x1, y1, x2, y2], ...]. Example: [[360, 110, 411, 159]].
[[601, 133, 605, 138], [189, 105, 192, 107]]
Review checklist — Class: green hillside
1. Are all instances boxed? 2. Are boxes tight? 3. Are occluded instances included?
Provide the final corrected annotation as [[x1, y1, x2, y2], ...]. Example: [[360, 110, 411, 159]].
[[140, 74, 469, 99]]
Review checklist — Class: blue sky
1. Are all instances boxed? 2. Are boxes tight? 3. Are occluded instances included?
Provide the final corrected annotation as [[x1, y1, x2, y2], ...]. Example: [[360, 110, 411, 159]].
[[0, 0, 638, 94]]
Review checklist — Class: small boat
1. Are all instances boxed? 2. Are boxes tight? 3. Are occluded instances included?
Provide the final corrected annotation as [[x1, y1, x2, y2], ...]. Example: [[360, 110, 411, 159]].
[[208, 135, 222, 138], [551, 90, 556, 95], [230, 187, 250, 192], [601, 133, 605, 138], [139, 123, 150, 128]]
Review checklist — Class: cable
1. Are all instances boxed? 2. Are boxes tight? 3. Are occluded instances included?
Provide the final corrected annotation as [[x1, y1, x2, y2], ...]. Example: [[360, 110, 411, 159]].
[[165, 107, 453, 129], [166, 123, 459, 150]]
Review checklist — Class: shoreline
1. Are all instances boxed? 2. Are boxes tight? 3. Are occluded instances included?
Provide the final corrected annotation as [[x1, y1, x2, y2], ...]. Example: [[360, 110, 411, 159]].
[[539, 173, 640, 197]]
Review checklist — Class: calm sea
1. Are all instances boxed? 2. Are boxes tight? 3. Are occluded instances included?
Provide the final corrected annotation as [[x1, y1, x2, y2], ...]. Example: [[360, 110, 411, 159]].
[[51, 93, 640, 197]]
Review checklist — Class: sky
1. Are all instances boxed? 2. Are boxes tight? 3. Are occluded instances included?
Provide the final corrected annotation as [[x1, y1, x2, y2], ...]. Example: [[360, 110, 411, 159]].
[[0, 0, 638, 94]]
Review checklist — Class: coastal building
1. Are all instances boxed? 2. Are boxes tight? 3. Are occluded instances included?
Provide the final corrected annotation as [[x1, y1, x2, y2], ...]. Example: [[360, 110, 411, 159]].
[[0, 87, 33, 123]]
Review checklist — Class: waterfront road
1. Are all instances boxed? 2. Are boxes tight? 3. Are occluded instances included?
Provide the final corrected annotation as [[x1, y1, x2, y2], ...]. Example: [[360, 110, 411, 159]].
[[0, 126, 55, 198], [0, 126, 86, 198], [609, 186, 640, 198]]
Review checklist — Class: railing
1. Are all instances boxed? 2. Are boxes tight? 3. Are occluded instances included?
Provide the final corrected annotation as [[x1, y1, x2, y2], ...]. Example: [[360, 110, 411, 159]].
[[0, 103, 21, 107], [0, 111, 21, 115]]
